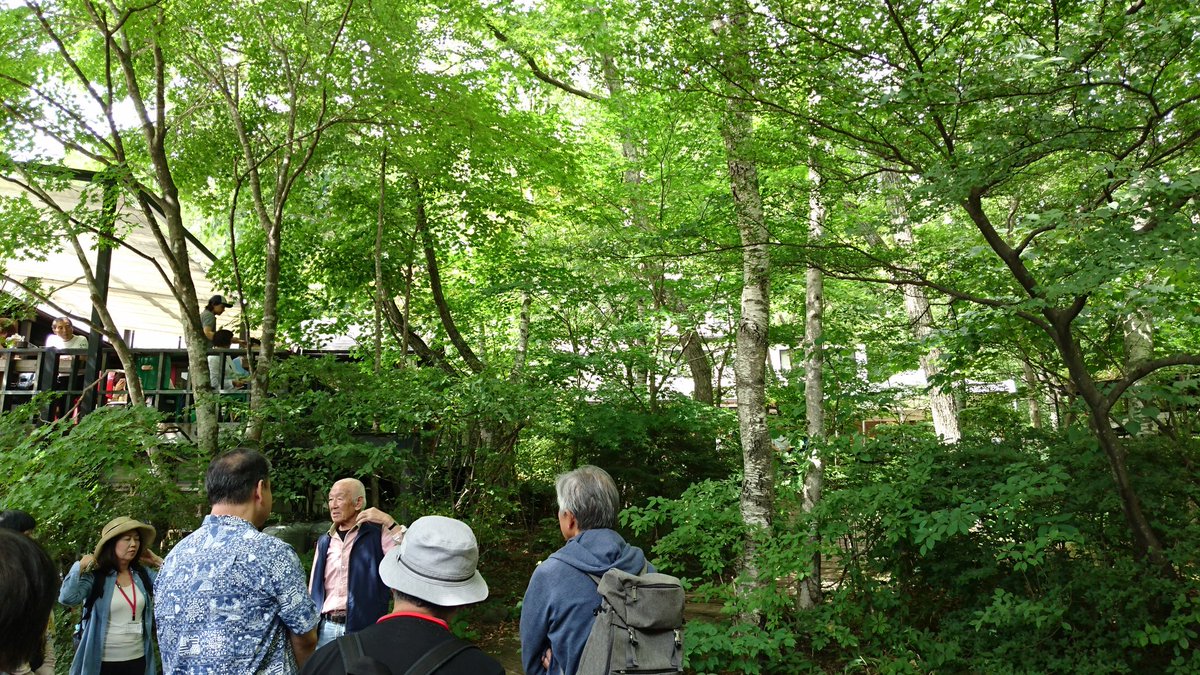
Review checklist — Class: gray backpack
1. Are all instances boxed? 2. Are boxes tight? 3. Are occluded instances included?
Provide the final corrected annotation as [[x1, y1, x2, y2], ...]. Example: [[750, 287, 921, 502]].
[[576, 566, 685, 675]]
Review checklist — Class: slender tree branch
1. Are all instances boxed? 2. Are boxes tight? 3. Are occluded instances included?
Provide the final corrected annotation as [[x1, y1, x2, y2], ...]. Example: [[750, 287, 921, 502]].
[[1104, 355, 1200, 411], [411, 174, 486, 374], [486, 22, 606, 102]]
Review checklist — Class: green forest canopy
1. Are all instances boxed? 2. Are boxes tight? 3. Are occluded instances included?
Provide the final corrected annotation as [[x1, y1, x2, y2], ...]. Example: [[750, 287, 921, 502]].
[[1, 0, 1199, 672]]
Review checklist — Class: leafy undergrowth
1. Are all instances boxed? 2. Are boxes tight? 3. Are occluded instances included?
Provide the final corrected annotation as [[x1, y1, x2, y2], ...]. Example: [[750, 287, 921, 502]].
[[624, 427, 1200, 674]]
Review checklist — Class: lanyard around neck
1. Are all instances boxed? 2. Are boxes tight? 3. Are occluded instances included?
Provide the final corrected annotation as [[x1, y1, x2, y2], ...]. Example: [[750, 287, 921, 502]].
[[116, 577, 138, 622]]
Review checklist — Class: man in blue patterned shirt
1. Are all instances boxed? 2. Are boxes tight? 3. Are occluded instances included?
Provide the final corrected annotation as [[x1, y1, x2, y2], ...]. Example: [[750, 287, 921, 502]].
[[155, 449, 320, 674]]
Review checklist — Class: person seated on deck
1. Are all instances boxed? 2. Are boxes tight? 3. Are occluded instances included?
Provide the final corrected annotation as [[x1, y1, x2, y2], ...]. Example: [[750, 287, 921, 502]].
[[231, 336, 260, 378], [208, 329, 247, 392], [0, 318, 22, 348], [43, 317, 88, 420]]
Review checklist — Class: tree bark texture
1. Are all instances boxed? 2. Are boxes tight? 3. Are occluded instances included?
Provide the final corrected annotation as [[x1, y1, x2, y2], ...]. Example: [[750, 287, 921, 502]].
[[681, 331, 714, 404], [719, 29, 774, 597], [1122, 297, 1154, 428], [375, 149, 387, 379], [511, 291, 532, 382], [1022, 359, 1043, 429]]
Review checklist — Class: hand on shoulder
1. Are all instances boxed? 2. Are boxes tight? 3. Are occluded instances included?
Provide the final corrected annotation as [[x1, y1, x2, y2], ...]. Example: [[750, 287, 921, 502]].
[[139, 548, 164, 568], [355, 507, 396, 528]]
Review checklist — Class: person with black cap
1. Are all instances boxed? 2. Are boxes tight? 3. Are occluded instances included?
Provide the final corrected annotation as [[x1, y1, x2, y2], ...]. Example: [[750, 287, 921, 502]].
[[0, 509, 37, 535], [301, 516, 504, 675], [200, 295, 228, 341]]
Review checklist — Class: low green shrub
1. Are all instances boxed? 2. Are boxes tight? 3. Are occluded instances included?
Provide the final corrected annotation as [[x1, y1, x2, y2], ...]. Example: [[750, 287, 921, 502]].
[[626, 426, 1200, 673]]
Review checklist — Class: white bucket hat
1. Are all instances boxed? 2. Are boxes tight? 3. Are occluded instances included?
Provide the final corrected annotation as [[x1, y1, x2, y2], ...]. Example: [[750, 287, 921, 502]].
[[378, 515, 488, 607]]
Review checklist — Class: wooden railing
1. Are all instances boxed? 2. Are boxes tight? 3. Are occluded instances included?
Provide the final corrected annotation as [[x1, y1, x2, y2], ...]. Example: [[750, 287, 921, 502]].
[[0, 346, 251, 422]]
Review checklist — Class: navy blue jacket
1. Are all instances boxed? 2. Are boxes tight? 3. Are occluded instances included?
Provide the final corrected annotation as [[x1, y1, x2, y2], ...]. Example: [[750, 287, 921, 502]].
[[310, 522, 391, 632]]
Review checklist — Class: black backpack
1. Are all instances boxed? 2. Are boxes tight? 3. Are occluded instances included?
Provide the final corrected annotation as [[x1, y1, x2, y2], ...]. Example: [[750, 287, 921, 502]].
[[336, 632, 480, 675]]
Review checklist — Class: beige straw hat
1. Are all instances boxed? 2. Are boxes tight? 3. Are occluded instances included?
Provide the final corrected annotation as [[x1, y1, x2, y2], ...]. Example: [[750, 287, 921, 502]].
[[93, 516, 156, 560]]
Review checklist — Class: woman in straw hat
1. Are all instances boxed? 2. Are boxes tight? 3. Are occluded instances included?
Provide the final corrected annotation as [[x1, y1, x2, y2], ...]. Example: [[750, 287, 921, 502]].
[[59, 517, 163, 675]]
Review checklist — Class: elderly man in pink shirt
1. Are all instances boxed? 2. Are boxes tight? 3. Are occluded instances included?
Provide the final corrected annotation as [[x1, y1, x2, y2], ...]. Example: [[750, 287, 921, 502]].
[[308, 478, 405, 648]]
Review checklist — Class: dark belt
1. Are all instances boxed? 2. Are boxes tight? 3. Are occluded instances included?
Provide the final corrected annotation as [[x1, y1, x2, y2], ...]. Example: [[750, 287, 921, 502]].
[[322, 610, 347, 624]]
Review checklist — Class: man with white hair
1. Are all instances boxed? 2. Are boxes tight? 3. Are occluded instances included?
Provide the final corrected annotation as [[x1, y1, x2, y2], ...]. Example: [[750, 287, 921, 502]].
[[519, 465, 652, 675], [309, 478, 405, 648], [301, 515, 503, 674]]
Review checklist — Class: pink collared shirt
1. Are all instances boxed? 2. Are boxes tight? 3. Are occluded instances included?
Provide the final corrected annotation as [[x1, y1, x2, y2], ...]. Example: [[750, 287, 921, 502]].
[[310, 522, 401, 614]]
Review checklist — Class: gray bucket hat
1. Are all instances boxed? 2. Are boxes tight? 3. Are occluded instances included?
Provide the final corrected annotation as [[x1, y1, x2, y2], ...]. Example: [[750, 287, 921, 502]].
[[378, 515, 488, 607]]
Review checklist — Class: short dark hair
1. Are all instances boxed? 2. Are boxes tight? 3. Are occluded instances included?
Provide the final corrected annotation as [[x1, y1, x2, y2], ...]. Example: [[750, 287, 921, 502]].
[[392, 589, 456, 622], [0, 510, 36, 533], [212, 329, 234, 348], [0, 529, 59, 672], [205, 448, 271, 506]]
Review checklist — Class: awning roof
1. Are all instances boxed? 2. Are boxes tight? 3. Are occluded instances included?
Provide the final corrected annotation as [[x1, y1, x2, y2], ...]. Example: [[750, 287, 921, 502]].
[[1, 172, 239, 348]]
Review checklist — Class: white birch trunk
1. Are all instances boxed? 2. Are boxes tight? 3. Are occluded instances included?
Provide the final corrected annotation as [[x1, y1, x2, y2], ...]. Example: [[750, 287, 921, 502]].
[[1023, 359, 1043, 429], [883, 172, 961, 442], [718, 9, 773, 597], [1123, 295, 1153, 428], [799, 153, 825, 610]]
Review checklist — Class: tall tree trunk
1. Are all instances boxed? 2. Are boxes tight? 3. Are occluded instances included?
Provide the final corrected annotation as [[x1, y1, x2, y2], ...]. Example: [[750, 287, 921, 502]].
[[884, 172, 961, 442], [245, 219, 280, 444], [1022, 359, 1043, 429], [799, 154, 825, 610], [719, 7, 773, 598], [412, 175, 486, 374], [511, 291, 532, 382], [102, 26, 220, 453], [373, 149, 387, 434], [1057, 323, 1164, 562], [1123, 291, 1153, 429], [963, 194, 1164, 565], [681, 331, 714, 404], [375, 149, 387, 380]]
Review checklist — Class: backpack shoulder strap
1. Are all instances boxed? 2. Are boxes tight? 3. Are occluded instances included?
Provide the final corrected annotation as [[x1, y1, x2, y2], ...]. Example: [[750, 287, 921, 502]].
[[338, 633, 367, 671], [404, 636, 477, 675], [134, 565, 153, 596], [81, 571, 107, 620]]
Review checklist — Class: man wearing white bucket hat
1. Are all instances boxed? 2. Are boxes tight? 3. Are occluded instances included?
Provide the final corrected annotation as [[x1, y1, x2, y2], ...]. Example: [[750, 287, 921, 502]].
[[301, 515, 504, 675]]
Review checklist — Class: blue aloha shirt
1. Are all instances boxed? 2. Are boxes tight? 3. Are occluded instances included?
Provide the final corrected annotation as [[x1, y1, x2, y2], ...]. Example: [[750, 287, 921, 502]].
[[154, 514, 320, 674]]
